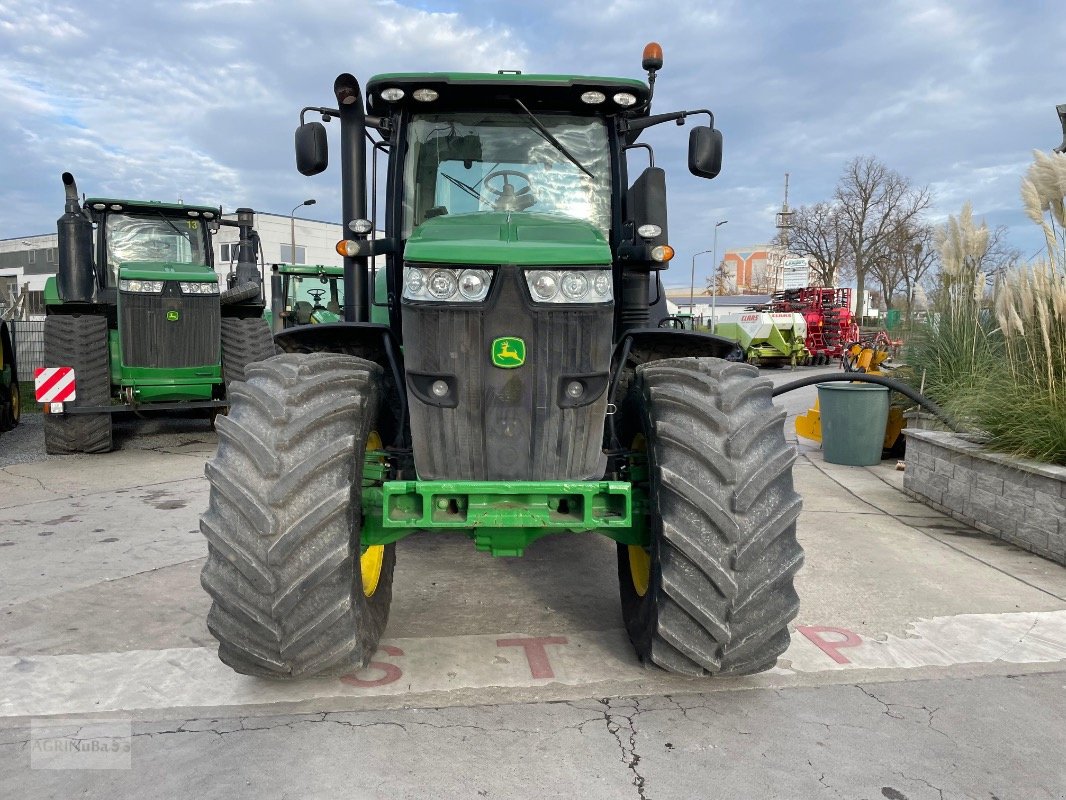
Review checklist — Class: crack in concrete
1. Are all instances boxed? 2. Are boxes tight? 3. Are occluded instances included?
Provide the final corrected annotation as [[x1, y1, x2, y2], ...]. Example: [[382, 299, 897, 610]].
[[856, 686, 956, 743], [0, 466, 54, 496], [121, 707, 606, 742], [597, 697, 648, 800]]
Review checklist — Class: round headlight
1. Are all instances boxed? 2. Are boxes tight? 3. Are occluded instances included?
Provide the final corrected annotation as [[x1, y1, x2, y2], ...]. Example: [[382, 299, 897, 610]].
[[458, 269, 490, 301], [129, 280, 143, 292], [380, 87, 405, 102], [405, 268, 426, 295], [560, 272, 590, 300], [580, 91, 605, 104], [593, 272, 612, 297], [428, 269, 458, 300], [613, 92, 638, 107], [413, 88, 439, 102], [530, 271, 559, 300]]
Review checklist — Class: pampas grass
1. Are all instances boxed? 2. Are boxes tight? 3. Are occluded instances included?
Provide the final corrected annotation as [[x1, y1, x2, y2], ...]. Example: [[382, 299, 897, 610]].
[[909, 152, 1066, 464]]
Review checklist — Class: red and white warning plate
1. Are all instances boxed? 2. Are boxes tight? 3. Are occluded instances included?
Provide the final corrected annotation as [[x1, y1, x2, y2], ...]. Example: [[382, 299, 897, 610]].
[[34, 367, 77, 403]]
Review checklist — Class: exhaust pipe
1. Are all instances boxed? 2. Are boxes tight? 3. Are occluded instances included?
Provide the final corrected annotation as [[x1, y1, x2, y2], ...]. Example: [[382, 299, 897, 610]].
[[62, 172, 81, 213], [57, 172, 95, 304]]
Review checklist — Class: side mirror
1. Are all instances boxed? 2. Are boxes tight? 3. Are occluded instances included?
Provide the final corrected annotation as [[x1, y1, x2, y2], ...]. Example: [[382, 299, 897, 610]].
[[688, 126, 723, 179], [296, 122, 328, 176]]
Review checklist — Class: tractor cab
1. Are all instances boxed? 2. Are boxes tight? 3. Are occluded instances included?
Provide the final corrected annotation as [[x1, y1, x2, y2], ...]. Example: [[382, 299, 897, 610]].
[[270, 263, 345, 328], [90, 199, 217, 287]]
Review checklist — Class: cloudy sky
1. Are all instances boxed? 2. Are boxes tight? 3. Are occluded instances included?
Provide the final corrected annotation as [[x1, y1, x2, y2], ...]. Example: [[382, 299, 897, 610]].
[[2, 0, 1064, 287]]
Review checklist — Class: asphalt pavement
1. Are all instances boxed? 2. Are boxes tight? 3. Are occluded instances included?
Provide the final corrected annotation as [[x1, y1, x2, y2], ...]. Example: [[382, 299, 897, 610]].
[[1, 364, 1064, 799]]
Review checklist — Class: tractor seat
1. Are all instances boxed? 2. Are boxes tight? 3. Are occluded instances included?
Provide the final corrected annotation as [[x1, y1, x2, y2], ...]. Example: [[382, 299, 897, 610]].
[[326, 300, 341, 314]]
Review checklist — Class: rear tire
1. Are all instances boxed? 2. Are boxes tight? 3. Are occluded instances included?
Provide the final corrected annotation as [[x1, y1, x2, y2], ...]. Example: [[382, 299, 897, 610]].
[[42, 315, 113, 454], [200, 352, 395, 678], [220, 317, 277, 387], [617, 358, 804, 676]]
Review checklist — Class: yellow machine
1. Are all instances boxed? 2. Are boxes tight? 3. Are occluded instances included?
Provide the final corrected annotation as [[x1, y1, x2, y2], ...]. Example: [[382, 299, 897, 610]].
[[794, 339, 905, 453]]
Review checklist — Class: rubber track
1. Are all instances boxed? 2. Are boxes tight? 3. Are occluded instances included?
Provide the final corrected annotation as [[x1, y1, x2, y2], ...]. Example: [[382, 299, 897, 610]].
[[220, 317, 278, 386], [634, 357, 804, 676], [200, 352, 393, 678], [42, 315, 112, 454]]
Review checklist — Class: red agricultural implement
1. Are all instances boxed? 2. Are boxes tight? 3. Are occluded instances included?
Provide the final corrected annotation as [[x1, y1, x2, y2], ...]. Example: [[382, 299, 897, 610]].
[[752, 287, 855, 365]]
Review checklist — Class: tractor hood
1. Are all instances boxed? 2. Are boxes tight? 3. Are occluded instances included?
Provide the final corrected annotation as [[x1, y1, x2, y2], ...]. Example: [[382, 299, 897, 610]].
[[117, 262, 219, 282], [403, 213, 611, 266]]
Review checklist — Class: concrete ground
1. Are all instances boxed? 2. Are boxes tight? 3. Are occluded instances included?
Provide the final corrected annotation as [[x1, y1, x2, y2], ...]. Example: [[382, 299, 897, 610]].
[[1, 366, 1065, 799]]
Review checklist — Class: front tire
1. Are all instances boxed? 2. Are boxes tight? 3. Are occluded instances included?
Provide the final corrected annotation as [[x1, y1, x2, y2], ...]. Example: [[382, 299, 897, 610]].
[[42, 315, 113, 454], [200, 352, 395, 678], [618, 358, 804, 676]]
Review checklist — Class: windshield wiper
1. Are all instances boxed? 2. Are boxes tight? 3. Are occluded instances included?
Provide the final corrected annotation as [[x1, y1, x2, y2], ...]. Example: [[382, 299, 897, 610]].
[[155, 211, 191, 241], [441, 173, 493, 205], [513, 99, 594, 179]]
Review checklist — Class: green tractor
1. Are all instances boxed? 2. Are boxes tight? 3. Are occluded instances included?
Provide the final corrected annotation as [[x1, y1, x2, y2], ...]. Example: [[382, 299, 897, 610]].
[[39, 174, 276, 453], [267, 263, 346, 330], [201, 44, 803, 679]]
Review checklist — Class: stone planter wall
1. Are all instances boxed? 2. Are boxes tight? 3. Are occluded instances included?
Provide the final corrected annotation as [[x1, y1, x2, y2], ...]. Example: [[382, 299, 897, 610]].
[[903, 429, 1066, 566]]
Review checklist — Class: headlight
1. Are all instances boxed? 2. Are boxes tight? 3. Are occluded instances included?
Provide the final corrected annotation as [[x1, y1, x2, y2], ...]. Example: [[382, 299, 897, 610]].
[[119, 279, 164, 293], [428, 269, 458, 300], [525, 269, 613, 304], [457, 269, 491, 301], [403, 265, 494, 302], [178, 282, 219, 295]]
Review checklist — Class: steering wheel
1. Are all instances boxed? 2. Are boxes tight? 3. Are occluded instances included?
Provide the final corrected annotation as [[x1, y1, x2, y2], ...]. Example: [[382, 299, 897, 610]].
[[483, 169, 535, 212], [307, 288, 326, 309]]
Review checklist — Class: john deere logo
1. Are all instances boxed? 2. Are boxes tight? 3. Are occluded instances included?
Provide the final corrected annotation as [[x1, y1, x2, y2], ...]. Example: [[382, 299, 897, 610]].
[[166, 310, 180, 322], [491, 336, 525, 368]]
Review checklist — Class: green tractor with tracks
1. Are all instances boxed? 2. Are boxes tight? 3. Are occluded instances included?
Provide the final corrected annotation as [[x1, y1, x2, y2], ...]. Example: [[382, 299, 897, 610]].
[[201, 44, 804, 679], [39, 174, 276, 453]]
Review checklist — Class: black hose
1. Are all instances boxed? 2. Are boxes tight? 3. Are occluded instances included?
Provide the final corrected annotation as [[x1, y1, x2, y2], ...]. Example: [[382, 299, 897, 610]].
[[771, 373, 962, 432]]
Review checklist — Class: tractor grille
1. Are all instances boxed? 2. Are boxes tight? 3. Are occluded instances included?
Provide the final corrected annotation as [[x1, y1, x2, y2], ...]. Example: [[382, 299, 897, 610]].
[[402, 267, 613, 481], [120, 283, 220, 368]]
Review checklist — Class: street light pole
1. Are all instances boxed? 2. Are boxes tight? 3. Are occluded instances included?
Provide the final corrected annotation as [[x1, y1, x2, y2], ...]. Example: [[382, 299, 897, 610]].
[[289, 199, 316, 264], [690, 248, 713, 327], [709, 220, 728, 334]]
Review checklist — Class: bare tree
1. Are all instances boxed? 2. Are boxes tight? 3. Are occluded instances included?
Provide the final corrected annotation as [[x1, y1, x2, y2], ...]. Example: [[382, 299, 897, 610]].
[[868, 223, 938, 310], [900, 224, 938, 312], [781, 201, 851, 286], [835, 156, 931, 320]]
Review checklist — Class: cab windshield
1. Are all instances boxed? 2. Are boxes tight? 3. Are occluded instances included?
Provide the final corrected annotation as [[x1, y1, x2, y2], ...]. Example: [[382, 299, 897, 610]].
[[105, 212, 210, 283], [402, 112, 611, 238]]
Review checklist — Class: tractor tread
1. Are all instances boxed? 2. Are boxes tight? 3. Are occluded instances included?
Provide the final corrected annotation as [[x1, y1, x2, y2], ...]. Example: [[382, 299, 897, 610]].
[[200, 352, 395, 679], [618, 357, 804, 676], [41, 315, 112, 454], [220, 317, 277, 387]]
